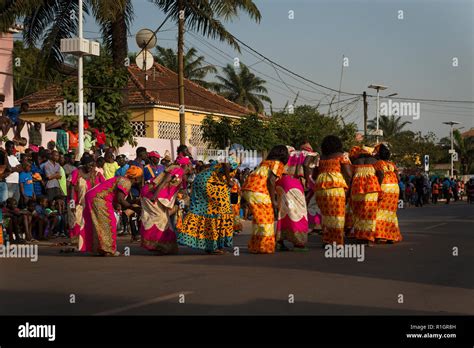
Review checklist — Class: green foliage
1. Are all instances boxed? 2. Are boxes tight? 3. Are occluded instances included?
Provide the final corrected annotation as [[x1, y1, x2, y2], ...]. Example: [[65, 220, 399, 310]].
[[390, 131, 444, 169], [201, 105, 358, 153], [12, 41, 64, 99], [268, 105, 358, 151], [440, 130, 474, 174], [61, 55, 136, 148], [201, 114, 272, 151]]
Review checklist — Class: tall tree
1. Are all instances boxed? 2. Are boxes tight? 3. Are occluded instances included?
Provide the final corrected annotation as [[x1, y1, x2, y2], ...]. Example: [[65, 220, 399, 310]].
[[212, 63, 271, 113], [154, 46, 217, 88], [368, 115, 412, 141], [440, 129, 474, 174]]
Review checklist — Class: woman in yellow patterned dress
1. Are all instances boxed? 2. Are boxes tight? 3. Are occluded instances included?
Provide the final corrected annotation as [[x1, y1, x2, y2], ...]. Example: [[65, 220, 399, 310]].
[[349, 146, 382, 244], [373, 143, 402, 243], [242, 145, 289, 254], [312, 136, 352, 245]]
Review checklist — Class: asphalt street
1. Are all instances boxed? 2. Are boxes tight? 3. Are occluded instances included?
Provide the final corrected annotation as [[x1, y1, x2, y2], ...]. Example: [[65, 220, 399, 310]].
[[1, 201, 473, 315]]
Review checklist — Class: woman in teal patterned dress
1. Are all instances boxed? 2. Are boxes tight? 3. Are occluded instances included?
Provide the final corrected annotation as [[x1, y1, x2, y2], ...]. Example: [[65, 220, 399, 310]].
[[178, 158, 238, 254]]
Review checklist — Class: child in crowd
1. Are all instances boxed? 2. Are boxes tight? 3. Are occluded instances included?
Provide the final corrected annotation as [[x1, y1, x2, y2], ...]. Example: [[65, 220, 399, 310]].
[[95, 157, 105, 176], [19, 161, 35, 208], [3, 198, 26, 243], [35, 197, 51, 239], [103, 152, 119, 180]]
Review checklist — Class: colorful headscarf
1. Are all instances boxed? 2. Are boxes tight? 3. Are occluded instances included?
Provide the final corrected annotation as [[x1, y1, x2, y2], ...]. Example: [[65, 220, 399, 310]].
[[125, 165, 143, 179], [176, 155, 191, 166], [349, 145, 375, 159]]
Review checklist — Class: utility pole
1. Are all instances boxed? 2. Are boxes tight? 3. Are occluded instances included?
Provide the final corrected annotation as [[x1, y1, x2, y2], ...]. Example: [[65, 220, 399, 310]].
[[77, 0, 84, 157], [178, 0, 186, 145], [363, 91, 368, 141]]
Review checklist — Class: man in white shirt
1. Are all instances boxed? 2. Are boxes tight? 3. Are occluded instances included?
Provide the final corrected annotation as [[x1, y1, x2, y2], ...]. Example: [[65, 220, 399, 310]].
[[5, 141, 22, 201]]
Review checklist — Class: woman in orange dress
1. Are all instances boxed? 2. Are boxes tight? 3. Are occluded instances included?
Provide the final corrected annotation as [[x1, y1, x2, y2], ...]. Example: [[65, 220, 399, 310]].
[[349, 146, 382, 244], [242, 145, 289, 254], [373, 143, 402, 243], [312, 136, 352, 245]]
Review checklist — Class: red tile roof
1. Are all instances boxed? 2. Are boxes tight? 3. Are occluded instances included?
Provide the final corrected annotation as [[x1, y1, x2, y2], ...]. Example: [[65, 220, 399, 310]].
[[16, 63, 252, 117], [461, 128, 474, 138]]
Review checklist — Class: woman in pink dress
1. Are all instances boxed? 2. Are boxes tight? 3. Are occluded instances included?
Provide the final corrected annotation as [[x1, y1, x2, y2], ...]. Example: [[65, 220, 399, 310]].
[[140, 161, 191, 255], [68, 156, 105, 250], [82, 166, 143, 256], [276, 172, 309, 251]]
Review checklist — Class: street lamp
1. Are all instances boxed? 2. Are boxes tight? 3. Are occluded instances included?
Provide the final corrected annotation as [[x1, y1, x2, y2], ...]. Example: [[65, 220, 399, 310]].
[[368, 84, 388, 143], [443, 121, 461, 178]]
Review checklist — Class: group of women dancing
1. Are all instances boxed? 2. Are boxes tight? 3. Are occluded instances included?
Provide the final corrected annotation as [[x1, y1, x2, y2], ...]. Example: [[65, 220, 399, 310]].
[[67, 135, 402, 257]]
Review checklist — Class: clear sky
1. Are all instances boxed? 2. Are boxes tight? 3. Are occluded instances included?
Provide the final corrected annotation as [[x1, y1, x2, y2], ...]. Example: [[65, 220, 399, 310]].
[[82, 0, 474, 139]]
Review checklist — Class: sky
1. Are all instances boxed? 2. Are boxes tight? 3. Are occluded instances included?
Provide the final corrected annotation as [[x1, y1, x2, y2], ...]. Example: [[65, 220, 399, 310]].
[[80, 0, 474, 139]]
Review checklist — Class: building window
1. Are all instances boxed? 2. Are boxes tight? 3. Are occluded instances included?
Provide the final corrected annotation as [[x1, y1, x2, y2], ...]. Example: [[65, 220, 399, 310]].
[[190, 124, 206, 148], [131, 121, 146, 137], [158, 121, 180, 140]]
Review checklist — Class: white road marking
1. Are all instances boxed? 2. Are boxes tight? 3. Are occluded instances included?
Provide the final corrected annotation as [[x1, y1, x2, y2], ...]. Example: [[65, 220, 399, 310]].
[[94, 291, 193, 315], [424, 222, 448, 230]]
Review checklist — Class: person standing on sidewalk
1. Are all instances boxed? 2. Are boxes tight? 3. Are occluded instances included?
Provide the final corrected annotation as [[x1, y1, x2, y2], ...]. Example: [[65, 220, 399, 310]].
[[44, 151, 63, 202]]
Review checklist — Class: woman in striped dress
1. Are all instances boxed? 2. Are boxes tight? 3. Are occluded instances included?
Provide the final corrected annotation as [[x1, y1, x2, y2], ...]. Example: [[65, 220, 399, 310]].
[[242, 145, 289, 254], [373, 143, 402, 243], [349, 146, 382, 244], [312, 136, 352, 245]]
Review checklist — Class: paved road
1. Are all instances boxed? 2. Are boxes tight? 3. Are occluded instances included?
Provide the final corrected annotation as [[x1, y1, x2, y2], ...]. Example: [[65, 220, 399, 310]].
[[1, 201, 473, 315]]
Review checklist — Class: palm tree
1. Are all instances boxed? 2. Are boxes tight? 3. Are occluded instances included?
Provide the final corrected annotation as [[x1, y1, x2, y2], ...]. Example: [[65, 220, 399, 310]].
[[212, 63, 272, 113], [368, 115, 412, 140], [440, 129, 474, 174], [154, 46, 217, 88]]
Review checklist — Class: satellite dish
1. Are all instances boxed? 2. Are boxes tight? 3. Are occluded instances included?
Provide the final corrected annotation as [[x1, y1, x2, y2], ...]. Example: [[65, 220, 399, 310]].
[[135, 50, 154, 71], [136, 29, 157, 49]]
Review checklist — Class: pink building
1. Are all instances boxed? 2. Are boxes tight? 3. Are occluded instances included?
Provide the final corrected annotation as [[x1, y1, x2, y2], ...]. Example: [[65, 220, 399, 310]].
[[0, 30, 15, 108]]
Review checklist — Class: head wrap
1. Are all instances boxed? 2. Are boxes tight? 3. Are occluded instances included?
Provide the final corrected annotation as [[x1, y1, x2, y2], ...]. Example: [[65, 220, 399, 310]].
[[349, 145, 375, 159], [125, 165, 143, 179], [148, 151, 161, 159], [176, 155, 191, 166]]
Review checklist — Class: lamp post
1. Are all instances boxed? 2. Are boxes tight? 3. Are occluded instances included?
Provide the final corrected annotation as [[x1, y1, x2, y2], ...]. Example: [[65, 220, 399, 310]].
[[60, 0, 100, 158], [368, 84, 388, 143], [443, 121, 460, 178]]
